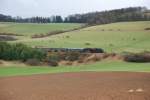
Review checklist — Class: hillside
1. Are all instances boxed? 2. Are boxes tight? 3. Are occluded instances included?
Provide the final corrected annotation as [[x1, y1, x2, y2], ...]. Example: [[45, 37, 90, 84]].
[[13, 21, 150, 53], [0, 22, 82, 36], [0, 21, 150, 76]]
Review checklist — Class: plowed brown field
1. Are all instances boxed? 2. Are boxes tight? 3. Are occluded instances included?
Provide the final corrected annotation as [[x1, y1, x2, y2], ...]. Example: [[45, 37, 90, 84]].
[[0, 72, 150, 100]]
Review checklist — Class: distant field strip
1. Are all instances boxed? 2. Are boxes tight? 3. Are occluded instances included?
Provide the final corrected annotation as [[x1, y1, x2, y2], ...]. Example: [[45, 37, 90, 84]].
[[0, 60, 150, 77], [0, 22, 83, 36]]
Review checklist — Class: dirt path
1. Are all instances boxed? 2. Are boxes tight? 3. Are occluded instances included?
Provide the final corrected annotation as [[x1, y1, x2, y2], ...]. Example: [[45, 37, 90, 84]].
[[0, 72, 150, 100]]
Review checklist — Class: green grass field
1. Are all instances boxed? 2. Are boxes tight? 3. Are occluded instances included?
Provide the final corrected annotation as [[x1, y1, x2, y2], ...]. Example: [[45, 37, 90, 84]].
[[0, 60, 150, 77], [14, 21, 150, 53], [0, 22, 82, 36], [0, 21, 150, 77]]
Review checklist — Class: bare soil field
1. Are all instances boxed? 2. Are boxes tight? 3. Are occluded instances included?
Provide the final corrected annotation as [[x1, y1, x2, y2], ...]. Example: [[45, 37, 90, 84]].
[[0, 72, 150, 100]]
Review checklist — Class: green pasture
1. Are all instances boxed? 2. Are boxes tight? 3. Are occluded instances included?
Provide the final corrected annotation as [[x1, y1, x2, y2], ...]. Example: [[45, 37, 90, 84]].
[[0, 22, 82, 36], [15, 21, 150, 53]]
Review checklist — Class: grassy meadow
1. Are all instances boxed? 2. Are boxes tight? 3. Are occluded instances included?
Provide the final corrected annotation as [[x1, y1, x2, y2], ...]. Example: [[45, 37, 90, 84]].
[[0, 22, 82, 36], [0, 60, 150, 77], [0, 21, 150, 76], [15, 21, 150, 53]]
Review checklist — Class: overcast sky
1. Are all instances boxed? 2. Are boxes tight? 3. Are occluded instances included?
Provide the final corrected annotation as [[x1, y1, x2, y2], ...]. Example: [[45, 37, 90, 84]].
[[0, 0, 150, 18]]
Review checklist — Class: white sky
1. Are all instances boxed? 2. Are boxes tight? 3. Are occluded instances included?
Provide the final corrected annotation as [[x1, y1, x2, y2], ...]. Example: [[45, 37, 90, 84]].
[[0, 0, 150, 18]]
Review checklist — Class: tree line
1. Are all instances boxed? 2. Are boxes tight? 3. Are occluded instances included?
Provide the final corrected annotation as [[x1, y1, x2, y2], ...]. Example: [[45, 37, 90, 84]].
[[0, 7, 150, 25], [64, 7, 150, 25], [0, 15, 63, 23]]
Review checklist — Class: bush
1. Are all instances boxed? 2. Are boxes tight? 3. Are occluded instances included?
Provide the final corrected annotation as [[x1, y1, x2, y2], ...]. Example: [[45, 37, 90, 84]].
[[48, 61, 58, 67], [132, 38, 136, 41], [0, 32, 23, 36], [47, 52, 60, 62], [145, 28, 150, 30], [31, 30, 65, 38], [0, 42, 46, 61], [123, 52, 150, 63], [65, 52, 80, 61], [25, 59, 41, 66], [66, 35, 70, 38], [46, 52, 60, 66], [0, 61, 3, 64], [85, 42, 91, 46], [47, 51, 81, 62], [0, 35, 17, 41], [109, 43, 114, 47]]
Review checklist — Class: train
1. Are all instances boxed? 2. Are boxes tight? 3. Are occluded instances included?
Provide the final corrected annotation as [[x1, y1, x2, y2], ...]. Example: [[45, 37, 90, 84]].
[[37, 48, 104, 53]]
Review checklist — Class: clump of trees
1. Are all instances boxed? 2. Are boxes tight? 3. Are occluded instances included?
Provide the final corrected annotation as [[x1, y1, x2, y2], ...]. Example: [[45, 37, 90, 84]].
[[0, 42, 83, 66], [0, 42, 46, 61]]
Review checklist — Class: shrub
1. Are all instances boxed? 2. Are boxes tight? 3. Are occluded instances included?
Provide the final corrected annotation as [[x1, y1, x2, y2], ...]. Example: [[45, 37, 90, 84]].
[[0, 61, 3, 64], [92, 55, 101, 61], [0, 42, 46, 61], [25, 59, 41, 66], [0, 35, 17, 41], [0, 33, 23, 36], [85, 42, 91, 46], [31, 30, 64, 38], [123, 52, 150, 63], [48, 61, 58, 67], [132, 38, 136, 41], [58, 52, 68, 60], [145, 28, 150, 30], [47, 52, 60, 62], [46, 51, 81, 64], [109, 43, 114, 47], [46, 52, 60, 66], [66, 35, 70, 38], [66, 52, 80, 61]]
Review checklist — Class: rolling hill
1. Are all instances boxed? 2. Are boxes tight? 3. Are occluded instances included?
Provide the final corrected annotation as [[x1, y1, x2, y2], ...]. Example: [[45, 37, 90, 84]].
[[0, 22, 82, 36], [12, 21, 150, 53], [0, 21, 150, 76]]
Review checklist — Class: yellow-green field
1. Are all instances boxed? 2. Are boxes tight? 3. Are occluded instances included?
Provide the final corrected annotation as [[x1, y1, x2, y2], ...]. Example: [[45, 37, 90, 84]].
[[0, 22, 82, 36], [13, 21, 150, 53]]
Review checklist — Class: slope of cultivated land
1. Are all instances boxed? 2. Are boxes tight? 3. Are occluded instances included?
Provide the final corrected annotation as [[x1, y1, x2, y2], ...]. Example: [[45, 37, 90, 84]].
[[17, 21, 150, 52], [0, 22, 82, 36], [0, 72, 150, 100]]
